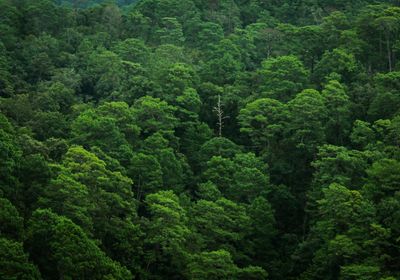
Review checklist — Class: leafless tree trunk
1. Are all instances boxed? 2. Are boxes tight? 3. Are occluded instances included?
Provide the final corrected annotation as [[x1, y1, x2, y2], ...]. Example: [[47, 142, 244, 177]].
[[213, 94, 228, 137]]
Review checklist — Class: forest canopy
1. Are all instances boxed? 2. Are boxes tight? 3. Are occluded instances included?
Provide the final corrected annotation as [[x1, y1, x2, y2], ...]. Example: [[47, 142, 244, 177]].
[[1, 0, 400, 279]]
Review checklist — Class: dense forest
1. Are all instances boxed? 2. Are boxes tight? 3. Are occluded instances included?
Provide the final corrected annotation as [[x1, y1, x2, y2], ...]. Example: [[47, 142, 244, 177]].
[[1, 0, 400, 279]]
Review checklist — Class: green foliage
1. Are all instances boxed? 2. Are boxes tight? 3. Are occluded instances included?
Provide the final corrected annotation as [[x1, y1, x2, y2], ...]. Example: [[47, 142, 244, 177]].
[[143, 190, 190, 277], [287, 89, 328, 154], [129, 152, 163, 199], [37, 171, 93, 233], [0, 198, 24, 240], [71, 102, 139, 165], [369, 72, 400, 120], [190, 198, 251, 251], [157, 17, 185, 45], [201, 152, 270, 202], [0, 237, 42, 280], [132, 96, 178, 136], [26, 209, 132, 279], [248, 196, 277, 267], [186, 250, 239, 280], [0, 114, 21, 202], [201, 39, 244, 85], [113, 38, 150, 64], [313, 48, 358, 85], [351, 120, 375, 149], [322, 80, 352, 145], [239, 98, 287, 153], [340, 264, 380, 280], [196, 182, 222, 201], [365, 159, 400, 198], [1, 0, 400, 279], [258, 55, 309, 102], [199, 137, 242, 164], [187, 250, 267, 280]]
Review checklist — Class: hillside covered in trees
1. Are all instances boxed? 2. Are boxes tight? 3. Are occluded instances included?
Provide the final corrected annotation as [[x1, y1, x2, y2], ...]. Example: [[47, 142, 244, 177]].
[[1, 0, 400, 279]]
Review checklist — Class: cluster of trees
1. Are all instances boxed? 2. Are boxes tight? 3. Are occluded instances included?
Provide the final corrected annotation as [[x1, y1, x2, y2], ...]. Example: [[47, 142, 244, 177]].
[[1, 0, 400, 279]]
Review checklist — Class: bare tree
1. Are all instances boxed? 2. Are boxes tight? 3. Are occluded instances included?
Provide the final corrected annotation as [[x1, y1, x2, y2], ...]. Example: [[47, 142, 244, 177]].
[[213, 94, 229, 137]]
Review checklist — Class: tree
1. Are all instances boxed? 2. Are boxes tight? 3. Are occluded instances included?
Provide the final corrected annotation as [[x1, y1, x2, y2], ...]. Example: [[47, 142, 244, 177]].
[[22, 0, 62, 36], [71, 102, 139, 165], [312, 48, 358, 85], [228, 153, 270, 202], [20, 34, 59, 83], [248, 196, 277, 268], [201, 39, 244, 85], [83, 48, 126, 100], [202, 156, 236, 194], [0, 237, 42, 280], [350, 120, 375, 149], [141, 132, 191, 192], [321, 11, 350, 50], [132, 96, 178, 137], [307, 144, 373, 227], [299, 183, 378, 279], [192, 21, 224, 50], [15, 153, 52, 215], [213, 94, 227, 137], [0, 2, 20, 50], [258, 55, 309, 102], [196, 182, 222, 201], [60, 146, 142, 273], [112, 38, 150, 65], [143, 190, 190, 278], [162, 63, 198, 103], [128, 152, 163, 200], [202, 152, 270, 203], [0, 114, 21, 203], [340, 264, 380, 280], [311, 145, 370, 191], [239, 97, 287, 153], [368, 72, 400, 120], [245, 23, 282, 62], [373, 8, 400, 72], [26, 209, 132, 279], [123, 11, 152, 40], [186, 250, 239, 280], [136, 0, 198, 26], [0, 42, 14, 97], [37, 171, 93, 233], [287, 89, 328, 154], [34, 81, 76, 114], [149, 44, 188, 83], [279, 24, 325, 72], [0, 198, 24, 240], [199, 137, 241, 166], [189, 198, 251, 251], [156, 17, 185, 45], [99, 4, 123, 39], [322, 80, 351, 145], [178, 122, 213, 171], [365, 159, 400, 200], [62, 145, 136, 216]]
